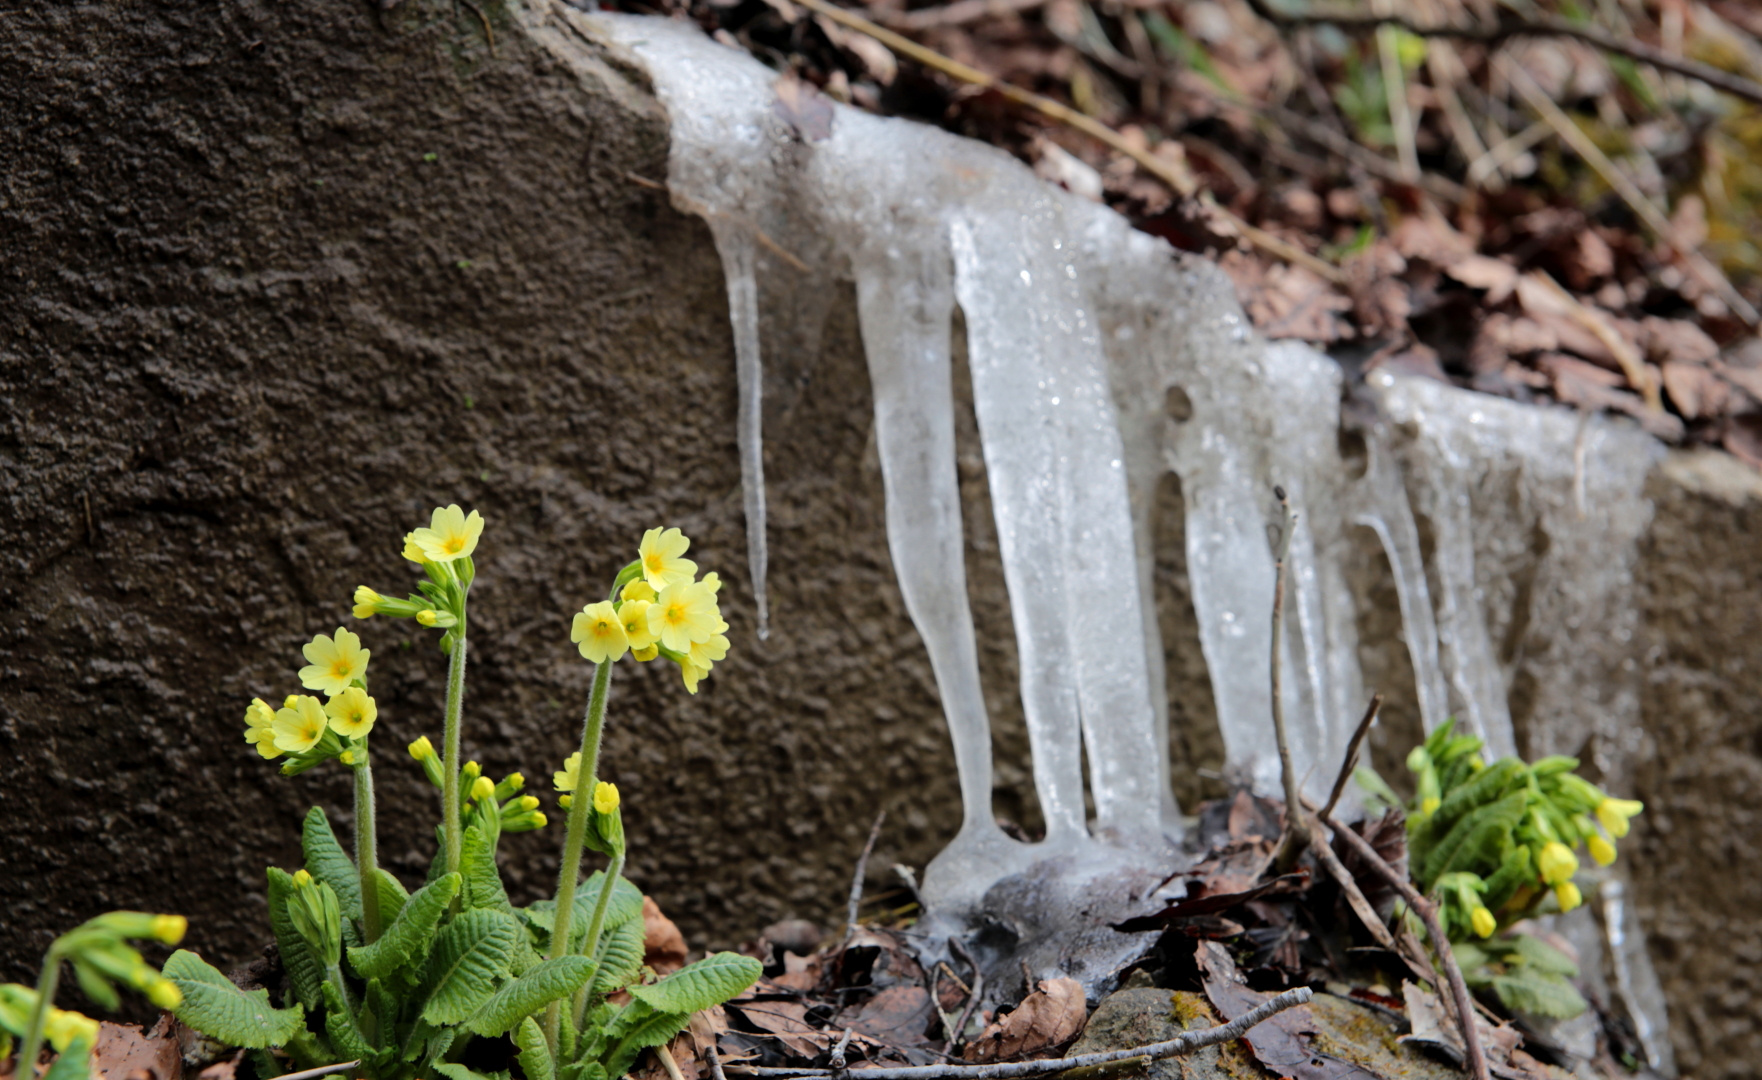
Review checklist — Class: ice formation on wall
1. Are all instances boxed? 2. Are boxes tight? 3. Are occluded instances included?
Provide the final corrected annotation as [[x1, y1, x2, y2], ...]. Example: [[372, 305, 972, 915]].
[[593, 14, 1668, 1063]]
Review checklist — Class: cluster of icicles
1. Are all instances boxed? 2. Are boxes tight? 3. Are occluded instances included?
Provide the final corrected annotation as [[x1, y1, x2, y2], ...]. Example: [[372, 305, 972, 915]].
[[586, 13, 1670, 1069]]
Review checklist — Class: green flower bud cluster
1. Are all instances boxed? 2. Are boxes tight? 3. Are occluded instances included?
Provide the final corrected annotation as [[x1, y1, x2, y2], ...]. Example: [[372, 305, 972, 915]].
[[1, 911, 187, 1072], [1362, 719, 1645, 942]]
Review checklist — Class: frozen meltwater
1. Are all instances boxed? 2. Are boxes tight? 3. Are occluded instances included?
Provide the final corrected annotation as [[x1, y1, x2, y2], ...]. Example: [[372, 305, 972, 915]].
[[591, 15, 1670, 1062]]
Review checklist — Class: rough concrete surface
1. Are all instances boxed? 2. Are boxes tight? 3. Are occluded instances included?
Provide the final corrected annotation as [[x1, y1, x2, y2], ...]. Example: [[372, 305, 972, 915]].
[[2, 3, 1759, 1075]]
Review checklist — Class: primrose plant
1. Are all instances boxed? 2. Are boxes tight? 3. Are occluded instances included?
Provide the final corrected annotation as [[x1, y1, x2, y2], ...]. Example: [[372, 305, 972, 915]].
[[1361, 719, 1645, 1018], [167, 509, 758, 1080]]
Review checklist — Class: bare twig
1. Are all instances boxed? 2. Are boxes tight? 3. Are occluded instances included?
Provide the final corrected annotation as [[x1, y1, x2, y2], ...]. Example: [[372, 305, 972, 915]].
[[1465, 120, 1549, 188], [786, 0, 1349, 284], [1321, 693, 1383, 821], [943, 936, 986, 1055], [1522, 269, 1664, 410], [1500, 61, 1759, 328], [843, 810, 887, 944], [881, 0, 1045, 31], [1318, 808, 1489, 1080], [727, 987, 1314, 1079], [1270, 487, 1312, 873], [1240, 0, 1762, 108], [707, 1044, 732, 1080], [269, 1063, 363, 1080], [831, 1028, 856, 1074]]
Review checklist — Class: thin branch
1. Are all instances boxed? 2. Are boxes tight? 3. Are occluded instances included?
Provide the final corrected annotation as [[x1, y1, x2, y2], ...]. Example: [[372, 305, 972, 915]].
[[1499, 60, 1759, 328], [1270, 486, 1311, 873], [1240, 0, 1762, 109], [881, 0, 1046, 31], [1317, 807, 1488, 1080], [786, 0, 1349, 284], [843, 810, 887, 943], [1308, 817, 1398, 952], [706, 1045, 732, 1080], [271, 1063, 364, 1080], [944, 937, 986, 1055], [1321, 693, 1382, 821], [727, 988, 1314, 1079]]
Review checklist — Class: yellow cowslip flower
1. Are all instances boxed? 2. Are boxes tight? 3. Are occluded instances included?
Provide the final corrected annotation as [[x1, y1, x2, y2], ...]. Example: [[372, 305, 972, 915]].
[[699, 571, 722, 594], [244, 697, 282, 760], [681, 658, 709, 695], [593, 781, 620, 814], [416, 609, 439, 627], [1587, 833, 1617, 867], [617, 599, 657, 651], [146, 978, 182, 1010], [273, 696, 329, 753], [324, 687, 377, 738], [558, 794, 573, 809], [283, 695, 300, 709], [516, 795, 540, 812], [528, 812, 548, 828], [689, 632, 730, 669], [44, 1008, 100, 1051], [1595, 797, 1643, 839], [409, 735, 436, 762], [638, 527, 698, 592], [339, 749, 357, 765], [292, 869, 313, 887], [299, 627, 370, 697], [1554, 881, 1583, 912], [1537, 841, 1578, 886], [470, 776, 496, 803], [463, 760, 481, 782], [632, 645, 658, 662], [151, 915, 188, 945], [572, 601, 629, 664], [621, 579, 657, 603], [1421, 796, 1441, 816], [402, 533, 427, 565], [649, 580, 720, 653], [411, 504, 484, 563], [554, 751, 581, 792], [1470, 905, 1496, 938], [353, 586, 384, 619]]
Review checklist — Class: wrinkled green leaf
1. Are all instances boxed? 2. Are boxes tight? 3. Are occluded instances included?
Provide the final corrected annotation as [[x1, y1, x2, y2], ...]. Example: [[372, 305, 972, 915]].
[[166, 950, 304, 1048], [421, 910, 517, 1025], [603, 1004, 692, 1080], [303, 807, 363, 921], [462, 825, 513, 914], [1492, 968, 1587, 1018], [592, 916, 647, 996], [349, 873, 460, 982], [322, 982, 379, 1063], [466, 957, 596, 1037], [626, 952, 761, 1016], [516, 1017, 556, 1080], [267, 868, 325, 1011], [372, 868, 411, 927]]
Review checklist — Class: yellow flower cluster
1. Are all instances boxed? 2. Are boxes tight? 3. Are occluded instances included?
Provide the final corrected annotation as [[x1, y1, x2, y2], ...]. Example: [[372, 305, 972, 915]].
[[242, 628, 377, 760], [568, 528, 731, 694]]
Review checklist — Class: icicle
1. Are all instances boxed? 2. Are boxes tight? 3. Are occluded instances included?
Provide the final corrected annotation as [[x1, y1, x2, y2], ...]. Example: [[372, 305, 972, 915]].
[[707, 222, 771, 640]]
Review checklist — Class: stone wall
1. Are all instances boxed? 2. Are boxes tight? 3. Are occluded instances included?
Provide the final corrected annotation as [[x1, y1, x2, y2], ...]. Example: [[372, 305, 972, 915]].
[[2, 3, 1759, 1075]]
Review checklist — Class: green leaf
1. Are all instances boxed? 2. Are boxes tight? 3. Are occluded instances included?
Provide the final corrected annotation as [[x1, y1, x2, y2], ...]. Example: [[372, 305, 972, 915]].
[[524, 873, 644, 951], [603, 1004, 692, 1079], [1492, 968, 1587, 1018], [515, 1017, 555, 1080], [349, 873, 461, 982], [303, 807, 363, 922], [433, 1064, 506, 1080], [592, 917, 647, 996], [322, 982, 380, 1064], [372, 869, 411, 927], [465, 957, 596, 1037], [267, 868, 326, 1011], [1511, 933, 1579, 977], [462, 825, 513, 914], [43, 1036, 93, 1080], [1420, 789, 1527, 888], [165, 950, 304, 1048], [421, 910, 518, 1025], [626, 953, 761, 1016]]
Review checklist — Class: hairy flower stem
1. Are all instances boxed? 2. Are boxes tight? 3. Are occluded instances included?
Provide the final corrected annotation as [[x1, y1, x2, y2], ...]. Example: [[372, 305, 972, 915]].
[[571, 851, 625, 1030], [355, 751, 382, 943], [544, 657, 614, 1054], [442, 628, 469, 880], [16, 947, 63, 1080]]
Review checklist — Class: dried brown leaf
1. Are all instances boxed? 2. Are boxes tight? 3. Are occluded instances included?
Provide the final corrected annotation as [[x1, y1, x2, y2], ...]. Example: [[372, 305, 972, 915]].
[[92, 1023, 180, 1080], [961, 978, 1086, 1063], [643, 896, 689, 975]]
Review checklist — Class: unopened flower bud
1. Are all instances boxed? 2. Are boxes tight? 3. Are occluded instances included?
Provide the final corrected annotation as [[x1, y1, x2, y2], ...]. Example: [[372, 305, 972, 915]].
[[471, 776, 496, 803], [353, 586, 384, 620], [146, 978, 182, 1010], [1554, 881, 1583, 912], [1587, 834, 1616, 867], [150, 915, 187, 945]]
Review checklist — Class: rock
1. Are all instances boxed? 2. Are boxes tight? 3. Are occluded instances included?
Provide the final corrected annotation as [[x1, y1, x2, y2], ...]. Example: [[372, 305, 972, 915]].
[[1064, 988, 1258, 1080]]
